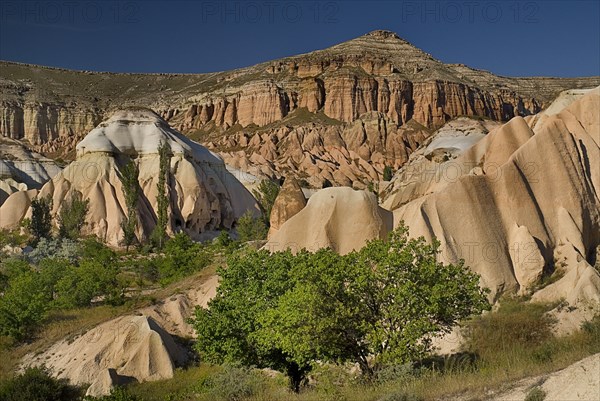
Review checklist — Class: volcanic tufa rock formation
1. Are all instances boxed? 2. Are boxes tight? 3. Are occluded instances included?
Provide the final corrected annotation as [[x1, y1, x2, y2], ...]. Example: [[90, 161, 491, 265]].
[[21, 315, 188, 397], [267, 177, 307, 238], [0, 137, 61, 204], [0, 108, 260, 246], [382, 87, 600, 315], [1, 31, 598, 186], [266, 187, 392, 255]]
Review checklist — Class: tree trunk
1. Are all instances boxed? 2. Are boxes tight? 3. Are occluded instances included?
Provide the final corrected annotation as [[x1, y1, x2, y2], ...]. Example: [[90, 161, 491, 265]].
[[286, 362, 307, 393]]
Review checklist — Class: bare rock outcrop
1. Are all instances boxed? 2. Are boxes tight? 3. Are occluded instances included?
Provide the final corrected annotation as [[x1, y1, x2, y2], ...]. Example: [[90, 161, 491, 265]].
[[21, 315, 187, 397], [1, 31, 598, 186], [268, 177, 307, 238], [265, 187, 392, 255], [0, 109, 260, 246], [0, 137, 61, 204], [382, 87, 600, 307]]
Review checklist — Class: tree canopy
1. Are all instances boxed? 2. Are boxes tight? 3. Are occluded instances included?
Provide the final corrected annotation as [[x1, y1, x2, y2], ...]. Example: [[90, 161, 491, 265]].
[[193, 224, 490, 390]]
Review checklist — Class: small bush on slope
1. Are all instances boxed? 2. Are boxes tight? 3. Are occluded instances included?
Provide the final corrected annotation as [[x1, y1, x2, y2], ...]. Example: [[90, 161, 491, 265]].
[[57, 191, 89, 240], [236, 211, 267, 242], [0, 366, 83, 401]]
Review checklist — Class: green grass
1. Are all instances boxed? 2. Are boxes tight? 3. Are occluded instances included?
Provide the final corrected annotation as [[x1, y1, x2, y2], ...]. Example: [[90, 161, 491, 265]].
[[125, 300, 600, 401]]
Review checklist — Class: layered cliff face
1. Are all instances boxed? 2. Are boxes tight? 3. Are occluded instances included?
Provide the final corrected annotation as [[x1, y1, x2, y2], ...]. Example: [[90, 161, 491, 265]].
[[1, 30, 598, 186], [0, 109, 260, 246]]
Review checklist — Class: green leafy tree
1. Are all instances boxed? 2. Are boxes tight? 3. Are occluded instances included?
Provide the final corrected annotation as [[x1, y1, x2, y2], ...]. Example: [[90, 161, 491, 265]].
[[264, 227, 490, 375], [194, 249, 309, 391], [57, 191, 89, 240], [151, 141, 171, 249], [252, 179, 280, 226], [0, 270, 52, 341], [79, 237, 116, 264], [0, 366, 83, 401], [383, 165, 394, 181], [118, 160, 140, 250], [155, 232, 211, 284], [193, 224, 490, 390], [54, 259, 122, 308], [30, 196, 53, 243], [236, 211, 267, 242]]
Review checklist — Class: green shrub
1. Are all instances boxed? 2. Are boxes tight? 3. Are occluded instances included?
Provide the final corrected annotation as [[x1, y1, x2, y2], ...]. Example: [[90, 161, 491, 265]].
[[464, 300, 556, 358], [236, 211, 267, 242], [79, 237, 116, 264], [28, 238, 80, 265], [201, 365, 264, 401], [251, 179, 280, 226], [29, 196, 53, 244], [0, 271, 52, 341], [525, 387, 546, 401], [0, 229, 28, 251], [155, 232, 212, 284], [383, 165, 394, 181], [581, 314, 600, 339], [373, 363, 419, 384], [215, 230, 233, 248], [57, 191, 89, 240], [0, 366, 82, 401], [54, 260, 122, 308]]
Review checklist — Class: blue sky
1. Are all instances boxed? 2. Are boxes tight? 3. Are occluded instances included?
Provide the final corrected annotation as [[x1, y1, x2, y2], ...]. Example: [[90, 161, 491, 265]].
[[1, 0, 599, 77]]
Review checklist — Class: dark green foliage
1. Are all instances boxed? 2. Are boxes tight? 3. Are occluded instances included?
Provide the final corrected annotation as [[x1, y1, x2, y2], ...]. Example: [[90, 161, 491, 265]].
[[0, 367, 83, 401], [215, 230, 233, 248], [0, 269, 51, 340], [150, 141, 171, 249], [57, 191, 90, 240], [193, 224, 490, 390], [155, 232, 212, 284], [383, 165, 394, 181], [53, 259, 122, 308], [118, 160, 140, 250], [236, 211, 267, 242], [30, 196, 53, 243], [251, 179, 280, 226], [78, 237, 117, 264]]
